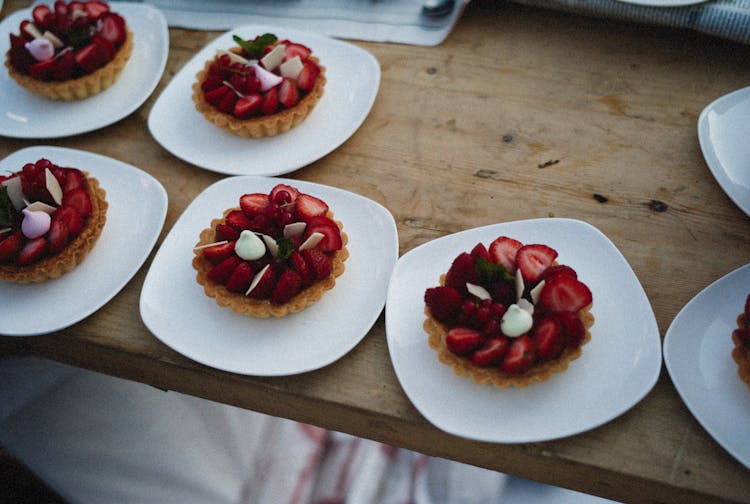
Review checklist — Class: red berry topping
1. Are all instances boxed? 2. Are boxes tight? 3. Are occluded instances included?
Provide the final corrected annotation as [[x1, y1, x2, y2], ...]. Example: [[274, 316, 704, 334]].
[[516, 244, 558, 283], [424, 286, 462, 325], [295, 194, 329, 221], [538, 274, 592, 313], [532, 316, 566, 361], [445, 327, 484, 356], [471, 336, 509, 367], [499, 335, 536, 374], [489, 236, 522, 274]]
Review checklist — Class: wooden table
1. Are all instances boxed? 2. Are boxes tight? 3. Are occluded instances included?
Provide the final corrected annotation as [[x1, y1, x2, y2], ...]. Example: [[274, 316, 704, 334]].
[[2, 1, 749, 502]]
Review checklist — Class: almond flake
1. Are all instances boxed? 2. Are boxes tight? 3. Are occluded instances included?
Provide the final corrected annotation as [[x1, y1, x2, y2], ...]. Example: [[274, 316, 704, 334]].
[[517, 298, 534, 315], [24, 201, 57, 214], [261, 234, 278, 257], [43, 31, 64, 48], [283, 222, 306, 238], [23, 23, 43, 39], [215, 49, 250, 65], [466, 282, 491, 301], [298, 232, 324, 251], [260, 44, 286, 71], [193, 240, 228, 251], [245, 264, 270, 296], [530, 280, 546, 305], [280, 56, 303, 79], [44, 168, 63, 205], [514, 268, 525, 301], [2, 177, 25, 210]]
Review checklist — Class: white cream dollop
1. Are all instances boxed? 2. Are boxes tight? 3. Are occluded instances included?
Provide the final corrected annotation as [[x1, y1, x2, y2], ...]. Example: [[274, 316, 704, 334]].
[[252, 63, 283, 91], [25, 38, 55, 61], [500, 303, 533, 337], [21, 208, 51, 239], [234, 230, 266, 260]]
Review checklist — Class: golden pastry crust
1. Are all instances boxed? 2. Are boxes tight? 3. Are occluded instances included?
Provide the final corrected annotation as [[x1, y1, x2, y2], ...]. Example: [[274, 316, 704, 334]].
[[0, 174, 107, 283], [424, 274, 594, 388], [5, 29, 133, 101], [192, 52, 326, 138], [732, 313, 750, 390], [193, 209, 347, 317]]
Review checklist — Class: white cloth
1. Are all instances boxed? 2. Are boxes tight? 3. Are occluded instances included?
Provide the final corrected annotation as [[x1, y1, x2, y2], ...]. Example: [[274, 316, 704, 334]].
[[0, 357, 617, 504]]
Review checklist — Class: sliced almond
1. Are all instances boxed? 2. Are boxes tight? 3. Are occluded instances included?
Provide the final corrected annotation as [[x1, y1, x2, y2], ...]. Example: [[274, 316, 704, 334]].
[[466, 282, 491, 301], [298, 232, 324, 251], [42, 30, 64, 48], [23, 23, 43, 39], [514, 268, 525, 301], [260, 43, 286, 71], [245, 264, 270, 296], [24, 201, 57, 215], [530, 279, 546, 305], [517, 298, 534, 315], [280, 56, 303, 80], [283, 222, 306, 238], [2, 177, 25, 210], [215, 48, 250, 65], [44, 168, 63, 205], [261, 234, 278, 257], [193, 240, 228, 251]]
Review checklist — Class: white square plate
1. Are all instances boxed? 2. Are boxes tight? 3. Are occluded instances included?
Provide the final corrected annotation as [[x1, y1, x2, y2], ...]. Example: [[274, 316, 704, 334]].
[[147, 25, 380, 176], [663, 263, 750, 469], [0, 3, 168, 138], [0, 146, 168, 336], [140, 176, 398, 375], [386, 218, 662, 443]]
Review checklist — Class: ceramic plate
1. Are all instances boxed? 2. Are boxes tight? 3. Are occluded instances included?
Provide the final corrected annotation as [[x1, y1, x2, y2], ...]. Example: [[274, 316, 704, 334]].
[[614, 0, 707, 5], [663, 263, 750, 469], [0, 146, 168, 336], [698, 86, 750, 217], [0, 3, 168, 139], [148, 25, 380, 176], [386, 218, 662, 443], [140, 176, 397, 376]]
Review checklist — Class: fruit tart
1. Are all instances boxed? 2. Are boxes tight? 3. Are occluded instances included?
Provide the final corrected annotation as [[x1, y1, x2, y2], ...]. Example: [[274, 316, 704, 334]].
[[193, 183, 347, 317], [192, 33, 326, 138], [6, 1, 133, 101], [0, 157, 107, 283], [732, 294, 750, 390], [424, 236, 594, 387]]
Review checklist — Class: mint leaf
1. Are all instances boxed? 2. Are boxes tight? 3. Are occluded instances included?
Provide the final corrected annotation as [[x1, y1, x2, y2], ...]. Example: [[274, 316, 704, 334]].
[[0, 186, 14, 229], [233, 33, 278, 59], [276, 236, 294, 262], [475, 257, 512, 286]]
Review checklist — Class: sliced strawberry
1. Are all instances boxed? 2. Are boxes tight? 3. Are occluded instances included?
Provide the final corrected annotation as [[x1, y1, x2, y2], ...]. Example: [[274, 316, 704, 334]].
[[301, 248, 332, 280], [302, 216, 341, 252], [289, 251, 313, 286], [533, 316, 566, 360], [471, 336, 510, 367], [283, 41, 311, 61], [444, 252, 477, 295], [84, 0, 110, 20], [74, 42, 108, 73], [278, 78, 299, 107], [217, 90, 238, 114], [445, 327, 484, 356], [233, 93, 263, 119], [553, 310, 587, 347], [538, 274, 592, 313], [270, 184, 300, 205], [207, 255, 242, 284], [295, 193, 329, 221], [224, 209, 253, 231], [9, 33, 35, 72], [201, 240, 236, 265], [98, 12, 126, 47], [62, 187, 92, 217], [246, 264, 275, 298], [16, 237, 48, 265], [201, 75, 224, 92], [488, 236, 522, 274], [0, 230, 23, 263], [540, 264, 577, 281], [32, 5, 54, 30], [296, 59, 319, 92], [28, 59, 57, 81], [52, 50, 75, 81], [52, 204, 83, 236], [271, 268, 303, 304], [239, 193, 270, 217], [63, 169, 86, 193], [261, 87, 279, 115], [225, 261, 254, 293], [516, 244, 558, 283], [47, 219, 70, 255], [499, 335, 536, 374], [54, 0, 68, 16], [91, 34, 115, 60], [215, 223, 240, 241], [424, 286, 462, 325], [204, 85, 231, 106], [470, 242, 490, 261]]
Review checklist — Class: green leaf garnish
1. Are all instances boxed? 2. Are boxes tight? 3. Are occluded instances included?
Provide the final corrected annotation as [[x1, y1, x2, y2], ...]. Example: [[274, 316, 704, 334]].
[[475, 257, 513, 286], [276, 236, 294, 263], [0, 186, 14, 229], [233, 33, 278, 59]]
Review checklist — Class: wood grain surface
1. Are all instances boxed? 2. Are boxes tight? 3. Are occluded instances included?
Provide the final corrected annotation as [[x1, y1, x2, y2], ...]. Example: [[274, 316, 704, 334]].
[[1, 0, 749, 502]]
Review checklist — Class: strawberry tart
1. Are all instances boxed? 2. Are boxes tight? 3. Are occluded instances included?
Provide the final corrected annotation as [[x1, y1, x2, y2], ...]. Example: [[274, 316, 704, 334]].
[[424, 236, 594, 387], [192, 33, 325, 138], [0, 157, 107, 283], [6, 1, 132, 101], [732, 294, 750, 390], [193, 183, 347, 317]]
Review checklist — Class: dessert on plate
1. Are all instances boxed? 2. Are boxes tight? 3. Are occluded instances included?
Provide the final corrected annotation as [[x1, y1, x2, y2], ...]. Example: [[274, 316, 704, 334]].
[[732, 294, 750, 390], [424, 236, 594, 387], [192, 33, 326, 138], [193, 183, 347, 317], [0, 157, 107, 282], [6, 0, 132, 100]]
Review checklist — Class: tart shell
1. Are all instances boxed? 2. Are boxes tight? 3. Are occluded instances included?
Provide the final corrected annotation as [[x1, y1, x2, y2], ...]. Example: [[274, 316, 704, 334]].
[[192, 52, 326, 138], [0, 174, 107, 283], [5, 30, 134, 101], [193, 209, 347, 317], [424, 274, 594, 388], [732, 313, 750, 390]]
